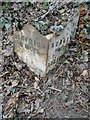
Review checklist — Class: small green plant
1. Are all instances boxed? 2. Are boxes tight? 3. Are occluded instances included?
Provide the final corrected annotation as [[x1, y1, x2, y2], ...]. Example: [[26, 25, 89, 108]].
[[0, 4, 11, 10], [40, 2, 49, 9], [56, 57, 61, 65]]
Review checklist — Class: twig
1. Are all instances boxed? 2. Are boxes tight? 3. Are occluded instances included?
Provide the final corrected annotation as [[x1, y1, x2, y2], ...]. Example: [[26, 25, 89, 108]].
[[36, 87, 45, 94], [0, 71, 9, 78], [55, 65, 62, 74], [46, 104, 55, 111], [39, 2, 58, 20], [48, 87, 62, 92], [55, 74, 67, 79]]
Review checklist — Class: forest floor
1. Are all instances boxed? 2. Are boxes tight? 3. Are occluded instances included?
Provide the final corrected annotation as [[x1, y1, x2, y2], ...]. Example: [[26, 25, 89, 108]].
[[0, 2, 90, 119]]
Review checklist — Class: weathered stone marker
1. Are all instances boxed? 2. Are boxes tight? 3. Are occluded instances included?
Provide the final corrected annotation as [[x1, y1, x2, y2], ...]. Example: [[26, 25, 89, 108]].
[[14, 24, 49, 76], [14, 12, 79, 76]]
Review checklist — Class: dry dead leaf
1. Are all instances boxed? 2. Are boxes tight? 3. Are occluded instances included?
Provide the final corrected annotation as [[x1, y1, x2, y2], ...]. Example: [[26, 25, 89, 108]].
[[80, 70, 88, 77], [35, 76, 40, 82], [12, 80, 19, 87], [31, 102, 34, 112], [34, 77, 40, 89], [34, 81, 39, 89], [35, 98, 42, 110], [5, 93, 18, 111], [37, 108, 44, 113]]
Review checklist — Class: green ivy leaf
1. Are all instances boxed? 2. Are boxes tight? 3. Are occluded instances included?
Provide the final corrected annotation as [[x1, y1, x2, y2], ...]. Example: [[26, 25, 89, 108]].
[[40, 2, 49, 9], [64, 60, 70, 64], [5, 23, 11, 29]]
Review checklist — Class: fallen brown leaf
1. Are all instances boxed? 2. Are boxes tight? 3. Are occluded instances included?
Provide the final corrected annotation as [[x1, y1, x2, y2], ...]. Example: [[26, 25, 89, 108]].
[[80, 70, 88, 77]]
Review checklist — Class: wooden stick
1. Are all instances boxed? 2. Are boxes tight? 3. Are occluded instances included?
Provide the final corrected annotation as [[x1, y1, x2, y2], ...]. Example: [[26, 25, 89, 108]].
[[48, 87, 62, 92]]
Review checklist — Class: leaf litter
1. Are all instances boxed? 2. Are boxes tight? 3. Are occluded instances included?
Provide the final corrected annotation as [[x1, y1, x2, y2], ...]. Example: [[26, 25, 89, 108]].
[[1, 1, 90, 119]]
